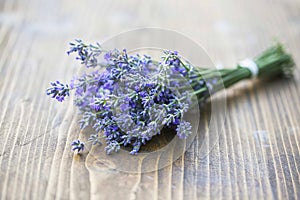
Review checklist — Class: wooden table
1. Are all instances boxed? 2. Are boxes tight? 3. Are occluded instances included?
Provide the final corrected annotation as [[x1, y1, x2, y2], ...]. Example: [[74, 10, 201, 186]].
[[0, 0, 299, 199]]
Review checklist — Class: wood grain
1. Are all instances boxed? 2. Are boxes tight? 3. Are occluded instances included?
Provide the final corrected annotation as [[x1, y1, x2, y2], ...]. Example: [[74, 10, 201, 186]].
[[0, 0, 300, 199]]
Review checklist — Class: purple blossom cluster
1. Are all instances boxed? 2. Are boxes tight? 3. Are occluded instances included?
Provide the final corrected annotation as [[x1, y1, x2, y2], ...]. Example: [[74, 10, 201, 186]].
[[46, 81, 70, 102], [47, 41, 296, 155], [47, 40, 214, 155]]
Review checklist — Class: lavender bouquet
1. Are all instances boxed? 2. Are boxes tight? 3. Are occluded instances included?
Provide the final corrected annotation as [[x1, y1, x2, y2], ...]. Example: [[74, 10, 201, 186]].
[[46, 40, 295, 155]]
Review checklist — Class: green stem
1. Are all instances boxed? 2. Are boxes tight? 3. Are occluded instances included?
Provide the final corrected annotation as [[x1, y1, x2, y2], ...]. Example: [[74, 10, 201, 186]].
[[179, 43, 295, 104]]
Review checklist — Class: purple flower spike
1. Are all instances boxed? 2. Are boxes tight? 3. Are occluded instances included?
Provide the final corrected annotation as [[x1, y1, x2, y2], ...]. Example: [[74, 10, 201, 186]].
[[71, 140, 85, 153], [46, 81, 70, 102]]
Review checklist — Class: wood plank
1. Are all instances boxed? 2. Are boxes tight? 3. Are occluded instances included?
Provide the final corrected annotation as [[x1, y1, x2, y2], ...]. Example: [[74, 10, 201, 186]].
[[0, 0, 299, 199]]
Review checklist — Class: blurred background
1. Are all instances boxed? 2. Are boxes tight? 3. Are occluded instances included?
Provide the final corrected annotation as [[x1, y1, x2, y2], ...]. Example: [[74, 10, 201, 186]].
[[0, 0, 299, 199]]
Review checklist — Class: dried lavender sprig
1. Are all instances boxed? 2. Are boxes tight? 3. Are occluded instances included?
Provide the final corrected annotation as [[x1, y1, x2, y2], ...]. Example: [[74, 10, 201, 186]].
[[71, 140, 84, 153], [46, 81, 70, 102], [67, 39, 103, 68]]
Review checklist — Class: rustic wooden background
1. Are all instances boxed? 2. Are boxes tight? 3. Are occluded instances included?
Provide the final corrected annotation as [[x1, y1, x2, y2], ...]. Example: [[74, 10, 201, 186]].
[[0, 0, 300, 199]]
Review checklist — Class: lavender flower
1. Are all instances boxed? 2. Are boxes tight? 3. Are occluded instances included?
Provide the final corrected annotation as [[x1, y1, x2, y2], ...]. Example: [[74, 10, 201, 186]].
[[47, 40, 295, 155], [46, 81, 70, 102], [176, 120, 192, 139], [88, 134, 102, 145], [71, 140, 85, 152], [67, 39, 102, 68], [105, 141, 120, 154], [49, 42, 204, 154]]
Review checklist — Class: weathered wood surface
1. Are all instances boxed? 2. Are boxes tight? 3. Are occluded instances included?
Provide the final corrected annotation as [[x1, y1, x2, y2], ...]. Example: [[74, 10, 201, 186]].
[[0, 0, 300, 199]]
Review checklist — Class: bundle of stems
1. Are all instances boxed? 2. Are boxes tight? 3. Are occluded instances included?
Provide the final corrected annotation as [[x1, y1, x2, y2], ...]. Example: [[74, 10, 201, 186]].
[[186, 43, 294, 102]]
